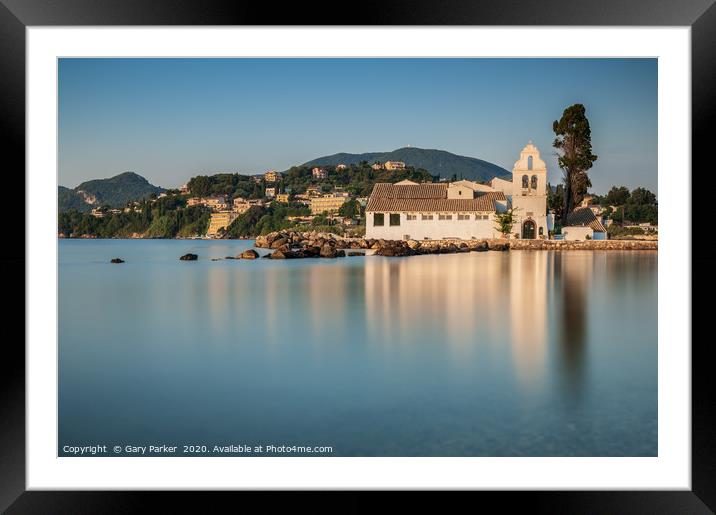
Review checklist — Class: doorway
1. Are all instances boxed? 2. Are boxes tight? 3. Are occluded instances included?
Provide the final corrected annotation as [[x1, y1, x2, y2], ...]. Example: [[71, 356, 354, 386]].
[[522, 220, 536, 239]]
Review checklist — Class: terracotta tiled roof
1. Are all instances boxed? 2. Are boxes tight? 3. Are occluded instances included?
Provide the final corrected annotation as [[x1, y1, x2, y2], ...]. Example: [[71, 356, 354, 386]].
[[566, 207, 607, 232], [366, 183, 506, 212], [369, 183, 447, 199]]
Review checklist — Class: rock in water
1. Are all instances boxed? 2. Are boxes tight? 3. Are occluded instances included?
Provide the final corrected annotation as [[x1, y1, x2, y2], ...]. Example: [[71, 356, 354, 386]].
[[270, 237, 288, 249], [319, 245, 338, 258], [270, 250, 296, 259], [110, 258, 124, 263], [239, 249, 259, 260], [487, 242, 509, 251], [303, 246, 321, 257], [180, 253, 198, 261]]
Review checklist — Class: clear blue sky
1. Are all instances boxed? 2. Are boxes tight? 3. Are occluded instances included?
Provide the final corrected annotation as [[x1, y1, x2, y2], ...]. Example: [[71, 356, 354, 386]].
[[58, 58, 657, 195]]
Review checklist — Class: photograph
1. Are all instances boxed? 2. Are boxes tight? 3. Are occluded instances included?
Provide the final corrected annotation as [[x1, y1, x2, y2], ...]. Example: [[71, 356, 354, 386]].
[[56, 57, 659, 458]]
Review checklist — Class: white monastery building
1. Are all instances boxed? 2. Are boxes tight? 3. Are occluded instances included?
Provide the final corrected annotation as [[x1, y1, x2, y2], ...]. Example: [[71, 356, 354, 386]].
[[366, 142, 557, 240]]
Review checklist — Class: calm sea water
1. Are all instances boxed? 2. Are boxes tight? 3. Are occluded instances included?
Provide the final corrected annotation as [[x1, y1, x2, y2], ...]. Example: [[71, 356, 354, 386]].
[[58, 239, 657, 457]]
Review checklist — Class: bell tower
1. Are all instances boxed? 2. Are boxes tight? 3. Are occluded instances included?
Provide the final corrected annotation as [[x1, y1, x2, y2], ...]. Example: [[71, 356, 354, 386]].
[[512, 141, 547, 197], [511, 142, 548, 239]]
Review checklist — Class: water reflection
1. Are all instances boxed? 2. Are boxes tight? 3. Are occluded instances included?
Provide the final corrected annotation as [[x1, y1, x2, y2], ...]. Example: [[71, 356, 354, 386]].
[[363, 252, 550, 384], [554, 252, 591, 396], [508, 251, 549, 387], [364, 253, 513, 350], [58, 241, 658, 456], [362, 251, 599, 394]]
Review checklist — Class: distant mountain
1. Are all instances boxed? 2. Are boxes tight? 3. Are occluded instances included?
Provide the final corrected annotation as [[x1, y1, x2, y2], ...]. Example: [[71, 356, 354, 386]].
[[303, 147, 511, 182], [59, 172, 165, 212]]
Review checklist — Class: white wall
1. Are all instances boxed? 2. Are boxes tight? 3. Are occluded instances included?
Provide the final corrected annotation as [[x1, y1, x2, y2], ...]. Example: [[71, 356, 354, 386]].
[[562, 226, 594, 241], [366, 212, 503, 240]]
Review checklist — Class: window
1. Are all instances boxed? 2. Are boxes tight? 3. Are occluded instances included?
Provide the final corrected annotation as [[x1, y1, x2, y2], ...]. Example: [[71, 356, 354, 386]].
[[528, 155, 533, 170], [539, 227, 544, 236], [522, 175, 529, 189], [389, 213, 401, 226], [458, 214, 470, 220], [438, 214, 453, 220], [374, 213, 384, 226], [421, 214, 433, 220], [406, 214, 417, 220], [531, 175, 538, 189], [476, 214, 488, 220]]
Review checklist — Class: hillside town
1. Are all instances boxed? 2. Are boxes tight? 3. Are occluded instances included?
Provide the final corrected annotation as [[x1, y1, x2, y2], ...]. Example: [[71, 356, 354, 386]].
[[64, 143, 658, 244], [79, 142, 655, 243]]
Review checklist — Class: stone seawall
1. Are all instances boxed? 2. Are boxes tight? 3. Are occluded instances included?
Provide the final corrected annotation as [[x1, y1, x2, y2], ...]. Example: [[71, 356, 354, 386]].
[[507, 239, 657, 251]]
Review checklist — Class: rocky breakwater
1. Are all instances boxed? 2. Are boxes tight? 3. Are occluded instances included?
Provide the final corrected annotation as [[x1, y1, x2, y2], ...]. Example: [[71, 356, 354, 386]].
[[253, 231, 656, 259], [254, 231, 508, 258], [254, 230, 364, 259]]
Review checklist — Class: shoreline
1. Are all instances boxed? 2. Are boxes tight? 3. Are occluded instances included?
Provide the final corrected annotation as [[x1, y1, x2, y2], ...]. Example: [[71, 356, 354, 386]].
[[58, 232, 658, 251], [252, 230, 658, 258]]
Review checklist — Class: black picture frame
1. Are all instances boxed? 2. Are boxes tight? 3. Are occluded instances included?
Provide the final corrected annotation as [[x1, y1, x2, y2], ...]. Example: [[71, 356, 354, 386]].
[[2, 1, 713, 512]]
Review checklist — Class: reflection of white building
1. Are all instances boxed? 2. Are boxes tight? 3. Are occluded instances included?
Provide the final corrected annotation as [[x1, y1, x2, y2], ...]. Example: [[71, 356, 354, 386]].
[[362, 251, 549, 381], [508, 251, 549, 384], [365, 142, 553, 241]]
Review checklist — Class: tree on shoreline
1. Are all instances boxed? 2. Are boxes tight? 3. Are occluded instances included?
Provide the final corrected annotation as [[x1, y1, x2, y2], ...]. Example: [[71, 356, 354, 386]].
[[494, 207, 518, 238], [553, 104, 598, 216]]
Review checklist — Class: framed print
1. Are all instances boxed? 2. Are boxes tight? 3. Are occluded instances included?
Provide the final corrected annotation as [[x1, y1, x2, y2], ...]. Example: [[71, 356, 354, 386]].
[[2, 0, 714, 512]]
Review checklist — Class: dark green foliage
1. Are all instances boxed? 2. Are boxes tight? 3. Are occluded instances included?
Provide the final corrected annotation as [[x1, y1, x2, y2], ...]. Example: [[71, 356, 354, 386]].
[[223, 206, 269, 238], [608, 224, 658, 238], [603, 186, 631, 206], [58, 186, 90, 212], [553, 104, 598, 214], [605, 186, 658, 224], [494, 207, 518, 236], [145, 206, 210, 238], [547, 183, 565, 220], [58, 198, 209, 239], [187, 173, 259, 199], [223, 202, 312, 238], [279, 163, 436, 198], [303, 147, 511, 182], [59, 172, 165, 212], [338, 199, 361, 218], [612, 205, 658, 225], [628, 187, 657, 206]]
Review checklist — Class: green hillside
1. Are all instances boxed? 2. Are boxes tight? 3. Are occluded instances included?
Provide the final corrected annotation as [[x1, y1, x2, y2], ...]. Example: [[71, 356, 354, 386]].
[[303, 147, 510, 182], [59, 172, 165, 212]]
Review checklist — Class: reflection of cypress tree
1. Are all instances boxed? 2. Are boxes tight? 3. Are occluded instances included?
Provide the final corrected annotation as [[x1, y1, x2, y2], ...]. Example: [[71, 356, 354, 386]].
[[556, 254, 587, 394]]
